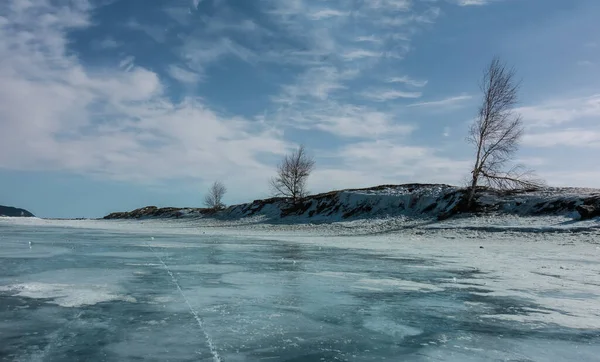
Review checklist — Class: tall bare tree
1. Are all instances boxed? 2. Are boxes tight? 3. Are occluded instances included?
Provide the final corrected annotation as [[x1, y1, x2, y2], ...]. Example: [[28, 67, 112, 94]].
[[204, 181, 227, 210], [270, 145, 315, 203], [467, 57, 542, 207]]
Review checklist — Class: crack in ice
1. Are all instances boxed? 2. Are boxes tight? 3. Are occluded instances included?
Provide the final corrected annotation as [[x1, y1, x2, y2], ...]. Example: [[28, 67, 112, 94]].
[[146, 243, 222, 362]]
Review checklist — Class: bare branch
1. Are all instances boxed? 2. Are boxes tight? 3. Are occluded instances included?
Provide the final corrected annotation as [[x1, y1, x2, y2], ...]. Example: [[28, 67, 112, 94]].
[[480, 165, 545, 190], [270, 145, 315, 203], [204, 181, 227, 210]]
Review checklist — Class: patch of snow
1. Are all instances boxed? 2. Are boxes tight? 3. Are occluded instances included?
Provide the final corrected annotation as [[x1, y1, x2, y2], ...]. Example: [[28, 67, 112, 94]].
[[355, 278, 444, 292], [0, 282, 136, 307]]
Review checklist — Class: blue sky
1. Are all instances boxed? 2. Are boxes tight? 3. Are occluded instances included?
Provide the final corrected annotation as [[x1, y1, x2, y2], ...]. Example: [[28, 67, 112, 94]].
[[1, 0, 599, 218]]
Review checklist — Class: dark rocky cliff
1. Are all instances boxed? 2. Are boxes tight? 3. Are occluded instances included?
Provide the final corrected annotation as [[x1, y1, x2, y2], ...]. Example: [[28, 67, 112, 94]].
[[0, 205, 35, 217]]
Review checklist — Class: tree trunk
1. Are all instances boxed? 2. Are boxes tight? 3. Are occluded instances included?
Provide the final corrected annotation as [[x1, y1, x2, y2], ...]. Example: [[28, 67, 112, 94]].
[[467, 172, 478, 210]]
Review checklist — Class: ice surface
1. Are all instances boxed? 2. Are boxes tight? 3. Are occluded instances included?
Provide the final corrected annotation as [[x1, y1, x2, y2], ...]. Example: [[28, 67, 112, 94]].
[[1, 217, 599, 361]]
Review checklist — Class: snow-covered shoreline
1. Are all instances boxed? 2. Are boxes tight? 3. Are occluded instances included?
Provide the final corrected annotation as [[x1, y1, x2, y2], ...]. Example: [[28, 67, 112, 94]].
[[102, 184, 600, 226], [4, 208, 600, 236]]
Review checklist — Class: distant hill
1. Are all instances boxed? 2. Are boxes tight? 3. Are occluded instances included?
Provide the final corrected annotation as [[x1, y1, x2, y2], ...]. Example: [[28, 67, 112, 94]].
[[0, 205, 35, 217], [103, 184, 600, 222]]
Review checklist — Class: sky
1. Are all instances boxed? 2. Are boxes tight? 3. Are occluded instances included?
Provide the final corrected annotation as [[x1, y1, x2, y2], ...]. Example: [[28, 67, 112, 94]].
[[1, 0, 599, 218]]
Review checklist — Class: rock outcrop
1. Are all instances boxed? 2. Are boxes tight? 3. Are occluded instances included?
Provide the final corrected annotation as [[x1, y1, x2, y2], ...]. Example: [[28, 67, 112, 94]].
[[575, 196, 600, 220], [103, 206, 213, 219], [0, 205, 35, 217]]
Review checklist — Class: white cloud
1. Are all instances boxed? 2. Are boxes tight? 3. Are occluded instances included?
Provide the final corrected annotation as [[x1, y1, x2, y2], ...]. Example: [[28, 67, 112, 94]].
[[367, 0, 412, 11], [356, 35, 383, 43], [387, 76, 428, 87], [333, 140, 472, 184], [307, 140, 473, 192], [381, 16, 413, 27], [362, 89, 422, 101], [261, 0, 439, 71], [310, 169, 386, 192], [455, 0, 489, 6], [96, 37, 120, 49], [263, 0, 443, 145], [308, 9, 349, 20], [516, 94, 600, 127], [515, 93, 600, 187], [523, 129, 600, 148], [167, 65, 203, 84], [381, 7, 441, 26], [273, 101, 414, 139], [453, 0, 513, 6], [313, 108, 414, 138], [0, 0, 288, 193], [342, 49, 383, 60], [272, 67, 353, 103], [408, 94, 473, 108], [413, 7, 441, 23], [0, 0, 473, 199], [181, 37, 256, 75]]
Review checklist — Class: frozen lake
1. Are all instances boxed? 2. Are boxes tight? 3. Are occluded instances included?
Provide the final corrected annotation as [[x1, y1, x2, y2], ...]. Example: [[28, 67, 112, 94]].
[[1, 219, 599, 361]]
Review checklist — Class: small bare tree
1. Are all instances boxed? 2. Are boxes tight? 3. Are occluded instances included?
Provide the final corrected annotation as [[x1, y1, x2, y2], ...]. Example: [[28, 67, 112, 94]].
[[270, 145, 315, 203], [204, 181, 227, 210], [467, 57, 542, 207]]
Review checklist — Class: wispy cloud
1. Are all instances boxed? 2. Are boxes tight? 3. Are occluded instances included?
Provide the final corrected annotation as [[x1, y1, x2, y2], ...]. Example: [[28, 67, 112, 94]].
[[454, 0, 512, 6], [181, 37, 256, 76], [367, 0, 412, 11], [119, 56, 136, 70], [308, 9, 350, 20], [387, 76, 428, 87], [355, 35, 383, 43], [167, 65, 203, 84], [342, 49, 384, 60], [455, 0, 490, 6], [273, 101, 415, 139], [94, 37, 120, 50], [126, 19, 168, 43], [408, 94, 473, 108], [313, 109, 415, 138], [272, 67, 354, 103], [413, 7, 441, 23], [263, 0, 448, 153], [362, 89, 422, 101]]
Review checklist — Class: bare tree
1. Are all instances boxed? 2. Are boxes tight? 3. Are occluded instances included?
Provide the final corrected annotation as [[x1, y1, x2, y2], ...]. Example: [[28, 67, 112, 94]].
[[270, 145, 315, 203], [467, 57, 542, 207], [204, 181, 227, 210]]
